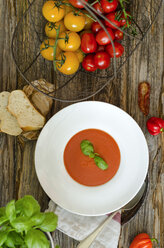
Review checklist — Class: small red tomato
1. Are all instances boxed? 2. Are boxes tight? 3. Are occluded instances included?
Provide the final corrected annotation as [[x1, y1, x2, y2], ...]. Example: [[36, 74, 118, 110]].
[[100, 0, 118, 13], [96, 45, 105, 52], [146, 117, 164, 135], [96, 27, 114, 45], [82, 54, 97, 72], [93, 2, 104, 15], [104, 12, 121, 29], [114, 29, 124, 40], [106, 41, 124, 57], [130, 233, 158, 248], [91, 22, 102, 34], [94, 51, 110, 69], [69, 0, 88, 9], [81, 33, 97, 53], [120, 12, 131, 27]]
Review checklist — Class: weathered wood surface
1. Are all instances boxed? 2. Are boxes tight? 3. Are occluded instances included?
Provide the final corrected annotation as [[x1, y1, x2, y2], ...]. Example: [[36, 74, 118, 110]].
[[0, 0, 163, 247]]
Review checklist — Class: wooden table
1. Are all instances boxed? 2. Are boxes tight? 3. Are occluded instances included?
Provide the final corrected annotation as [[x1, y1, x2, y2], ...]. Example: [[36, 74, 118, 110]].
[[0, 1, 163, 247]]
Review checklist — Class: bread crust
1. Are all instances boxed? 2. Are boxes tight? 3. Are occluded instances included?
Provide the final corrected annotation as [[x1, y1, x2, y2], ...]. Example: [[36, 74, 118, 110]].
[[8, 90, 46, 131]]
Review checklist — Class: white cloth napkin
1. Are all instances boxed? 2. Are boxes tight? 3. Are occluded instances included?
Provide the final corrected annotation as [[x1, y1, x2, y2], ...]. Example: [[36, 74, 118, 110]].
[[47, 200, 121, 248]]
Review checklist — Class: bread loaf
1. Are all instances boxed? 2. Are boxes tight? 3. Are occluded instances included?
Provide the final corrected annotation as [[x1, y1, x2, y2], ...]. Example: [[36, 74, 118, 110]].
[[0, 91, 22, 136], [8, 90, 45, 131]]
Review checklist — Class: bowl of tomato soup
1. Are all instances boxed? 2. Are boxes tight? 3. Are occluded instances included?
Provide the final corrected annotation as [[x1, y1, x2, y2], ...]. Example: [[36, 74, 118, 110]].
[[35, 101, 149, 216], [64, 129, 121, 186]]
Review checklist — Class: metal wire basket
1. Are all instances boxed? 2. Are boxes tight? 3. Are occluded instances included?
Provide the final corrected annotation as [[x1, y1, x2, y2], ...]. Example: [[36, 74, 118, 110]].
[[12, 0, 162, 102]]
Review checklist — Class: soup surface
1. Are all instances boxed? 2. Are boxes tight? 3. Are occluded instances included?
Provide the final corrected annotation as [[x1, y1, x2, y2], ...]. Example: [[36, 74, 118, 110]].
[[64, 129, 121, 186]]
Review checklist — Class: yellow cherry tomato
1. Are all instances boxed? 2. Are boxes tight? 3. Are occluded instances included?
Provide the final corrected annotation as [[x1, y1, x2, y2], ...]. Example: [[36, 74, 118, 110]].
[[56, 52, 79, 75], [63, 0, 73, 14], [45, 20, 67, 39], [75, 49, 84, 63], [64, 11, 86, 32], [58, 31, 81, 51], [42, 0, 65, 22], [40, 39, 61, 61], [83, 10, 94, 30]]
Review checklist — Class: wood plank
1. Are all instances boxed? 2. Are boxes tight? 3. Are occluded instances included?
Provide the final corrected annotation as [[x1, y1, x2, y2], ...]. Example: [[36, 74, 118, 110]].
[[0, 0, 163, 247]]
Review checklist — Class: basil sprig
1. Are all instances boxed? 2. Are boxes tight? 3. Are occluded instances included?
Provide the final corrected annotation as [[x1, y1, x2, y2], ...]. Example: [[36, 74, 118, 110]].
[[80, 140, 108, 170], [0, 195, 59, 248]]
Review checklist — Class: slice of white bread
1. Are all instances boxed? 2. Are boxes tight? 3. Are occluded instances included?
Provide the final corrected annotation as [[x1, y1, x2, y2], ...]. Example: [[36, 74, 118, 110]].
[[0, 91, 22, 136], [8, 90, 45, 131]]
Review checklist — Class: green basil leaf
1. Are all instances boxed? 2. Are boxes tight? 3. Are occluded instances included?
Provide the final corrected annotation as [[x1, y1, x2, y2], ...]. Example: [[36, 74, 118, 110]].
[[80, 140, 94, 156], [30, 213, 45, 226], [0, 216, 8, 226], [15, 195, 40, 217], [25, 230, 50, 248], [11, 216, 33, 233], [94, 156, 108, 170], [5, 200, 16, 222], [0, 208, 5, 217], [6, 232, 24, 246], [55, 245, 60, 248], [0, 231, 7, 246], [36, 212, 58, 232], [4, 234, 15, 248]]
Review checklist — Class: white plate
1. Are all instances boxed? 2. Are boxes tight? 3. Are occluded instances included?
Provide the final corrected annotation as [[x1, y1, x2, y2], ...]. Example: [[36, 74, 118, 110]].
[[35, 101, 149, 216]]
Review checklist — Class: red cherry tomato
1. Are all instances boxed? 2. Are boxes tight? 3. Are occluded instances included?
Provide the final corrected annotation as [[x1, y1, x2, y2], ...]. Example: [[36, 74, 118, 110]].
[[106, 41, 124, 57], [93, 2, 104, 15], [104, 12, 121, 29], [94, 51, 110, 69], [96, 27, 114, 45], [91, 22, 102, 34], [97, 45, 105, 52], [100, 0, 118, 13], [114, 29, 123, 40], [82, 54, 97, 72], [69, 0, 88, 9], [120, 12, 131, 27], [81, 33, 97, 53]]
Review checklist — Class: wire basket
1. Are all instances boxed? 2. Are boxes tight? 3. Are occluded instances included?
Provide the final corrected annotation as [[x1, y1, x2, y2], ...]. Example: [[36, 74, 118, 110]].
[[12, 0, 162, 102]]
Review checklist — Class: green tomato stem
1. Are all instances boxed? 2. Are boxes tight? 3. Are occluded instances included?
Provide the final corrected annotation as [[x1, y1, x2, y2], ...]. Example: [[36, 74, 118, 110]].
[[151, 238, 158, 244], [53, 25, 60, 72]]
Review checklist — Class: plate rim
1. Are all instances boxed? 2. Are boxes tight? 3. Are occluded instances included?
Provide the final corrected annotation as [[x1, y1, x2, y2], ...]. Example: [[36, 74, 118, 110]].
[[35, 101, 149, 216]]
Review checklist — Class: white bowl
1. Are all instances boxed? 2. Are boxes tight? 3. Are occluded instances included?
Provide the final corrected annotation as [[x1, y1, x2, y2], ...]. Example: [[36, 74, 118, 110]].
[[35, 101, 149, 216]]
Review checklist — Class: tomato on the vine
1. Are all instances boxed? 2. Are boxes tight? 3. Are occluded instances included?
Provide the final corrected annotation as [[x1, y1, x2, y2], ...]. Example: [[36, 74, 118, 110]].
[[56, 52, 80, 75], [81, 33, 97, 53], [80, 30, 92, 38], [91, 22, 102, 34], [97, 45, 105, 52], [104, 12, 121, 29], [45, 20, 66, 39], [64, 11, 86, 32], [106, 41, 124, 57], [93, 2, 104, 15], [114, 29, 124, 40], [68, 0, 88, 9], [40, 39, 61, 61], [120, 12, 131, 27], [82, 54, 97, 72], [58, 31, 81, 51], [96, 27, 114, 45], [100, 0, 118, 13], [63, 0, 72, 15], [75, 49, 84, 63], [42, 0, 65, 22], [83, 11, 94, 30], [94, 51, 110, 69]]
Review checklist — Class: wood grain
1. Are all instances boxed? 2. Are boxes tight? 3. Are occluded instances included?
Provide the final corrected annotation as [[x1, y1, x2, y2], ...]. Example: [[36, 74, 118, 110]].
[[0, 0, 163, 247]]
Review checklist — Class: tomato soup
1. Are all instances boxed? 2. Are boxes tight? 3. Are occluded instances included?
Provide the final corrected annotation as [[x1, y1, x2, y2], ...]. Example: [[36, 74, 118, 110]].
[[64, 129, 121, 186]]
